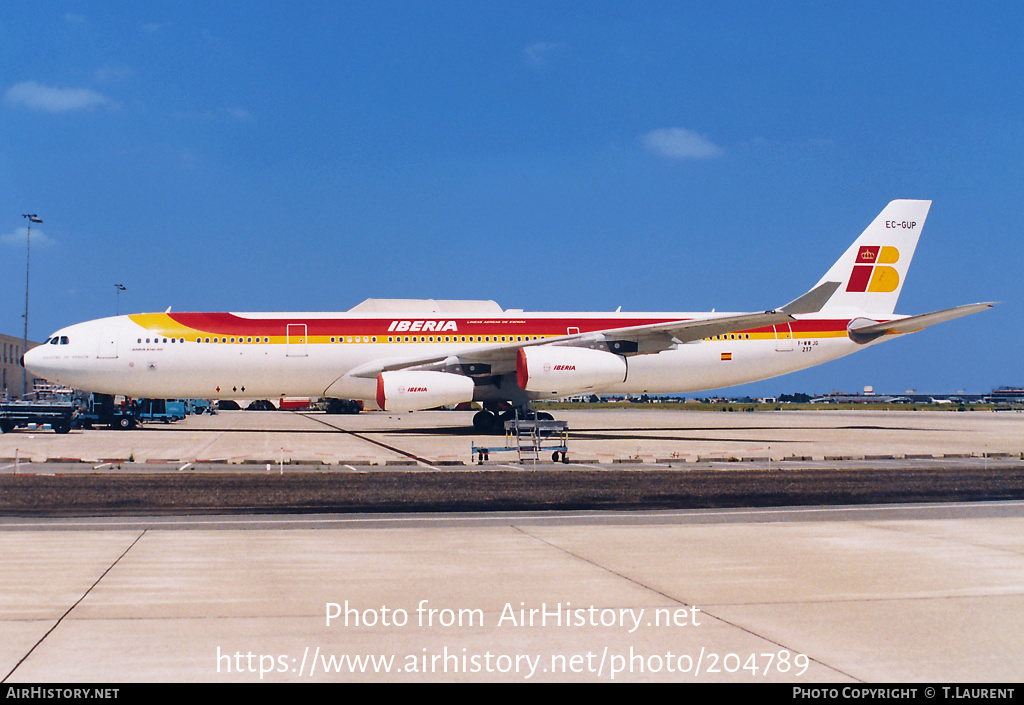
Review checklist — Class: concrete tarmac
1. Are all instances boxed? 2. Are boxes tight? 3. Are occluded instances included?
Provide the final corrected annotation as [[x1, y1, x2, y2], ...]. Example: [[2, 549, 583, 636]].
[[1, 407, 1022, 466], [1, 409, 1023, 683], [1, 502, 1023, 683]]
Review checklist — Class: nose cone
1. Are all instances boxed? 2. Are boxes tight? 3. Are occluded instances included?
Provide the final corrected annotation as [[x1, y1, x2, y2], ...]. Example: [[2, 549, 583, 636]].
[[23, 325, 87, 386], [24, 318, 121, 393], [22, 342, 51, 378]]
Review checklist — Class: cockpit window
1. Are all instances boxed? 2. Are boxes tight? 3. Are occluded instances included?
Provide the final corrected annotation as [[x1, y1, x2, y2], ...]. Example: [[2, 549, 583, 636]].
[[60, 336, 69, 345]]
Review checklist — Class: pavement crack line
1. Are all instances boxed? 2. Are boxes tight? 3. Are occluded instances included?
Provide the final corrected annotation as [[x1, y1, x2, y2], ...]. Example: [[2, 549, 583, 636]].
[[510, 524, 862, 683], [298, 413, 438, 468], [863, 518, 1024, 559], [187, 431, 227, 463], [2, 530, 147, 683]]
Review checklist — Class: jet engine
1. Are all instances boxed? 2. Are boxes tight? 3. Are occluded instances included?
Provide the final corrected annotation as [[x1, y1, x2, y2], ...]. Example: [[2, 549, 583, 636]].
[[516, 346, 627, 395], [375, 370, 475, 412]]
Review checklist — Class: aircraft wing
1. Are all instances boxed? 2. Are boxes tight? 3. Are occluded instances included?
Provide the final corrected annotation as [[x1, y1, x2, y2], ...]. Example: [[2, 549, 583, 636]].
[[556, 310, 797, 354], [577, 280, 837, 352], [345, 309, 797, 379], [847, 302, 997, 344], [345, 281, 847, 380]]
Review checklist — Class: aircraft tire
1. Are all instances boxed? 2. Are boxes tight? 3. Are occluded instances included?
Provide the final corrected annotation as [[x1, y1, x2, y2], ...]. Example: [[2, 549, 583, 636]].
[[473, 410, 497, 433]]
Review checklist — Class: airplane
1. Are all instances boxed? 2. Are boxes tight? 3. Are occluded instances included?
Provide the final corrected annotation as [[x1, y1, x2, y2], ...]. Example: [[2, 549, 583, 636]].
[[23, 199, 994, 432]]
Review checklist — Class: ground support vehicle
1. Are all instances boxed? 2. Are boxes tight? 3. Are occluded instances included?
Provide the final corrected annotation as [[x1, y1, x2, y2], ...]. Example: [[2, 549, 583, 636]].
[[0, 399, 77, 434], [325, 398, 362, 414], [189, 399, 216, 415], [75, 393, 141, 430], [138, 399, 187, 423]]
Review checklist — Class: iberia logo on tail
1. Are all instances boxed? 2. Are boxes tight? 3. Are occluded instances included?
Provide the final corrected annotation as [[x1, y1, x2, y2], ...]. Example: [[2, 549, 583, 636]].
[[846, 245, 900, 293]]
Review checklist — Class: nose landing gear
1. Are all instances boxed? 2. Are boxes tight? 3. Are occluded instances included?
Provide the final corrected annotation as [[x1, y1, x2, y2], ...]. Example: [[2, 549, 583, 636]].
[[473, 407, 554, 434]]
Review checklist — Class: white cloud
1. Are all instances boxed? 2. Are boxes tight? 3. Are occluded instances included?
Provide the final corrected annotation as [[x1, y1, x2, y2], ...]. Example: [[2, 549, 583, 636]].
[[95, 65, 134, 83], [227, 107, 256, 122], [523, 42, 561, 66], [1, 227, 55, 248], [642, 127, 724, 160], [5, 81, 112, 113]]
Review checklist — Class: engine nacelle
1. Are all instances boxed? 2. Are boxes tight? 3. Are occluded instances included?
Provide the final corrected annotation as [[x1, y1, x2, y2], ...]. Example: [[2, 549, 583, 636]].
[[375, 370, 475, 412], [516, 346, 627, 395]]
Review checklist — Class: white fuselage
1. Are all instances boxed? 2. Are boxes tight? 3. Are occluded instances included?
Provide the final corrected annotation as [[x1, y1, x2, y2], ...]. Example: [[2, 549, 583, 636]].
[[24, 308, 870, 404]]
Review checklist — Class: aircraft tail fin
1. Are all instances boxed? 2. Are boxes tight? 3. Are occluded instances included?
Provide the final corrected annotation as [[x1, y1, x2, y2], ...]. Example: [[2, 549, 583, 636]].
[[813, 199, 932, 315]]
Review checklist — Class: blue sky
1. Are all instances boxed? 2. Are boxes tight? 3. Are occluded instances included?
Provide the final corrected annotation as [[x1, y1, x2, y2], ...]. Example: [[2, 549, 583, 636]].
[[2, 2, 1021, 397]]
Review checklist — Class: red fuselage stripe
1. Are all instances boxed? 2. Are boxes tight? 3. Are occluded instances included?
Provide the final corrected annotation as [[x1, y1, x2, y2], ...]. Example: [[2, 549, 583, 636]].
[[162, 313, 855, 338]]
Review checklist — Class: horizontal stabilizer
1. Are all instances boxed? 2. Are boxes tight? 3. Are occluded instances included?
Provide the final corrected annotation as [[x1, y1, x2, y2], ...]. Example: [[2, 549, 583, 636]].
[[847, 302, 996, 344]]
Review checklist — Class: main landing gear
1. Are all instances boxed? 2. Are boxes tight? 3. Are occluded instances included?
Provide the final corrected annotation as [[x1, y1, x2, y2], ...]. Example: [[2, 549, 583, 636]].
[[470, 409, 570, 464], [472, 407, 554, 434]]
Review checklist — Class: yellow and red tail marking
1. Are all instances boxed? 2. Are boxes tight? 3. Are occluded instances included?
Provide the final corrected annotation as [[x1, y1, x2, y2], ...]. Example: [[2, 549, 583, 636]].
[[847, 245, 901, 293]]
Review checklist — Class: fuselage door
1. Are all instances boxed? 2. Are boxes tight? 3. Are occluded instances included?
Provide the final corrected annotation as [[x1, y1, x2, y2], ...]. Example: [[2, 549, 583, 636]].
[[287, 323, 308, 357], [97, 327, 118, 359], [774, 323, 794, 352]]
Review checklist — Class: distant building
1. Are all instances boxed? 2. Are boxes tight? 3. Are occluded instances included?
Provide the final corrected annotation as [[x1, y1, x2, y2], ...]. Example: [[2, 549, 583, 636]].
[[990, 387, 1024, 401], [988, 387, 1024, 406], [0, 332, 45, 399], [810, 391, 895, 404]]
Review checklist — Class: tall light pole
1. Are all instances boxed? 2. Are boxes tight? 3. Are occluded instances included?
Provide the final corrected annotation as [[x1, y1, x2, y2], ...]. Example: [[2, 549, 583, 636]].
[[20, 213, 42, 398], [115, 284, 126, 315]]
